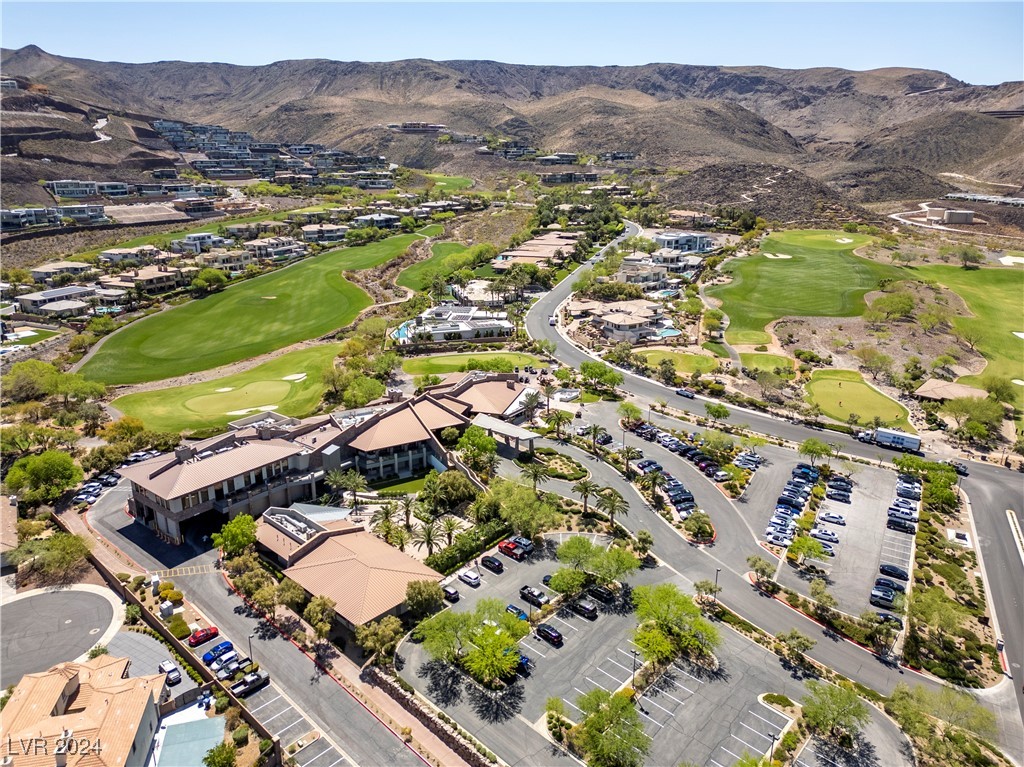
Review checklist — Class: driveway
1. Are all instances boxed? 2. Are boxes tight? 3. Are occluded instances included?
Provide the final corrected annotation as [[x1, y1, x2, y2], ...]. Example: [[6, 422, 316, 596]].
[[107, 629, 199, 696]]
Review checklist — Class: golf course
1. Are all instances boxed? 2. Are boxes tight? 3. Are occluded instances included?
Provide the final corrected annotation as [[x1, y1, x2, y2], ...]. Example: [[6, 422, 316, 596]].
[[708, 230, 902, 345], [81, 233, 423, 385], [805, 369, 912, 432], [401, 352, 540, 376], [396, 242, 468, 292], [636, 349, 719, 375], [112, 344, 341, 433]]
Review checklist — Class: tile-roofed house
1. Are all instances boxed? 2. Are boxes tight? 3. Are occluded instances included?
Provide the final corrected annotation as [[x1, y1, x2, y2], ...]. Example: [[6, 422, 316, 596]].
[[425, 372, 538, 421], [0, 654, 165, 767]]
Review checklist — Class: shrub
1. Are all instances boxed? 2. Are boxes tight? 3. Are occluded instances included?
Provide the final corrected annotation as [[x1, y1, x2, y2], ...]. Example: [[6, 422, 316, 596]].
[[232, 725, 249, 747], [87, 645, 108, 659], [764, 693, 793, 708], [424, 520, 512, 574], [163, 589, 184, 603], [225, 706, 242, 730], [124, 604, 142, 625], [116, 572, 131, 582], [214, 695, 230, 713], [131, 575, 147, 592], [158, 580, 175, 594], [259, 739, 273, 754], [166, 614, 190, 640]]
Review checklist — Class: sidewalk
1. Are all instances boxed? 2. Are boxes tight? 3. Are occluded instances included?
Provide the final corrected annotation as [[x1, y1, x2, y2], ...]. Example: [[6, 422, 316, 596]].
[[59, 504, 145, 576]]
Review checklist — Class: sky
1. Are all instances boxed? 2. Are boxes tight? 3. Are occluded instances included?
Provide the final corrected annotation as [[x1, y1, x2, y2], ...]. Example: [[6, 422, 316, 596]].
[[1, 2, 1022, 85]]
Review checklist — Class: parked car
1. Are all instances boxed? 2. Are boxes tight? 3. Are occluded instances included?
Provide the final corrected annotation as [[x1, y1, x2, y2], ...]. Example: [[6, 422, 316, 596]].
[[188, 626, 220, 647], [571, 599, 599, 619], [442, 586, 460, 602], [818, 512, 847, 526], [97, 474, 120, 487], [458, 570, 481, 588], [481, 555, 504, 573], [588, 584, 615, 603], [542, 574, 552, 586], [519, 585, 549, 607], [216, 660, 242, 681], [702, 464, 721, 477], [498, 541, 526, 560], [827, 479, 852, 491], [887, 518, 916, 534], [674, 388, 696, 399], [875, 577, 906, 593], [765, 532, 793, 547], [879, 563, 909, 581], [201, 642, 233, 666], [876, 612, 904, 628], [73, 493, 98, 505], [536, 623, 563, 646], [510, 535, 535, 554], [210, 651, 238, 672], [158, 660, 182, 685], [891, 498, 918, 511], [870, 588, 896, 608], [506, 604, 528, 620], [825, 490, 851, 503], [810, 527, 839, 543], [819, 542, 836, 557]]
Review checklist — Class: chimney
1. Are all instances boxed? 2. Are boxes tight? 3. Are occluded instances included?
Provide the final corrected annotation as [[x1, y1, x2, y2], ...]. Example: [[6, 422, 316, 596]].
[[506, 380, 515, 390], [174, 445, 195, 462]]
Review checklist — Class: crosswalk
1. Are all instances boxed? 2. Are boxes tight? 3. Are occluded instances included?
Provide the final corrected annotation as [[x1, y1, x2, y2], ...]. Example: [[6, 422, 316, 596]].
[[150, 563, 217, 578]]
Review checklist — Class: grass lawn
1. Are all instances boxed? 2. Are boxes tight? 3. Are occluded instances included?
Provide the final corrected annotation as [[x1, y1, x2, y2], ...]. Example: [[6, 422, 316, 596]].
[[112, 343, 341, 433], [81, 234, 420, 385], [579, 391, 600, 404], [424, 174, 474, 191], [805, 369, 912, 432], [708, 230, 903, 345], [2, 328, 60, 347], [473, 264, 500, 279], [637, 350, 719, 374], [401, 352, 540, 376], [915, 265, 1024, 410], [740, 353, 795, 377], [369, 474, 428, 494], [417, 223, 445, 237], [396, 242, 468, 292]]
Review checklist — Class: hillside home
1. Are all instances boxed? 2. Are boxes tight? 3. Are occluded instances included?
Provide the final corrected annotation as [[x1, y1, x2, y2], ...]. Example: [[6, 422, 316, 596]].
[[46, 179, 99, 198], [170, 232, 231, 254], [0, 207, 61, 230], [17, 285, 95, 314], [30, 260, 94, 284], [352, 213, 400, 229], [55, 204, 107, 224], [244, 236, 308, 261], [301, 223, 348, 243], [392, 305, 514, 345], [195, 249, 257, 270], [586, 299, 664, 343], [654, 231, 712, 253], [98, 244, 163, 265]]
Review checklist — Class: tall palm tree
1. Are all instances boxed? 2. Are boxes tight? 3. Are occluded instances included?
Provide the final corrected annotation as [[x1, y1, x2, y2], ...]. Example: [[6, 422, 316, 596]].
[[325, 468, 347, 504], [522, 391, 542, 423], [572, 479, 600, 515], [400, 495, 416, 530], [440, 515, 461, 547], [596, 488, 629, 529], [545, 409, 572, 440], [620, 446, 643, 479], [522, 462, 550, 496], [542, 384, 557, 412], [412, 519, 440, 556], [639, 470, 668, 509], [418, 472, 445, 516], [343, 468, 368, 507], [583, 424, 607, 454], [390, 527, 411, 552]]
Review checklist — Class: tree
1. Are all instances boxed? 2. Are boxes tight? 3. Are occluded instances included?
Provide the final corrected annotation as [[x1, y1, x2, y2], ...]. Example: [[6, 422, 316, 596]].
[[355, 615, 405, 664], [634, 623, 676, 665], [202, 742, 237, 767], [911, 587, 967, 635], [521, 461, 550, 496], [544, 409, 573, 440], [211, 514, 257, 557], [809, 578, 837, 613], [620, 446, 643, 478], [954, 326, 983, 351], [941, 243, 984, 269], [521, 391, 542, 422], [617, 401, 642, 426], [683, 511, 714, 541], [639, 469, 668, 508], [576, 688, 651, 767], [801, 680, 870, 739], [341, 468, 368, 506], [192, 267, 228, 295], [633, 529, 654, 558], [693, 579, 721, 604], [579, 360, 623, 391], [572, 478, 600, 514], [927, 686, 997, 740], [9, 533, 91, 578], [303, 595, 336, 642], [981, 375, 1016, 404], [705, 403, 730, 426], [4, 450, 83, 505], [464, 624, 521, 684], [798, 438, 832, 466], [415, 609, 475, 662], [592, 546, 640, 584], [548, 567, 588, 596], [872, 292, 915, 319], [343, 375, 385, 408], [777, 628, 816, 664], [583, 424, 608, 453], [789, 535, 826, 564], [596, 487, 628, 528], [557, 535, 599, 570], [277, 579, 307, 612], [412, 519, 440, 556], [456, 425, 498, 473], [390, 527, 411, 552], [657, 357, 677, 385], [542, 383, 557, 411], [747, 554, 775, 584], [440, 515, 461, 547]]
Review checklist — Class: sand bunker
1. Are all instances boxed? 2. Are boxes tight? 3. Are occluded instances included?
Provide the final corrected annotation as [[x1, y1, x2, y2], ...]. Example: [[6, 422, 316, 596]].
[[215, 387, 234, 393], [999, 256, 1024, 266], [262, 296, 277, 300], [764, 254, 793, 260], [835, 237, 853, 244], [1013, 332, 1024, 340], [1013, 380, 1024, 387], [225, 405, 280, 416], [281, 373, 307, 382]]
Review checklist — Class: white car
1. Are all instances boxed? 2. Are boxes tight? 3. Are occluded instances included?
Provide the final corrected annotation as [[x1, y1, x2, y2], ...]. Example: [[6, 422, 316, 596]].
[[458, 570, 481, 588], [819, 542, 837, 557], [765, 532, 793, 547], [818, 512, 847, 526], [810, 527, 839, 543], [73, 493, 98, 505]]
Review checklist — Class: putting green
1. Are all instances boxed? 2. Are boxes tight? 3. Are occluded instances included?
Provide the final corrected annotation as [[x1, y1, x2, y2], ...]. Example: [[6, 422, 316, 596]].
[[740, 353, 795, 377], [402, 352, 541, 376], [636, 350, 718, 374], [708, 230, 902, 345], [113, 344, 341, 433], [805, 369, 912, 431], [424, 174, 473, 191]]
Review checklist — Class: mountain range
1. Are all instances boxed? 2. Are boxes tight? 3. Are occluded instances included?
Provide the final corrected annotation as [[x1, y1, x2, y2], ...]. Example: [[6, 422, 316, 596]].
[[2, 45, 1022, 211]]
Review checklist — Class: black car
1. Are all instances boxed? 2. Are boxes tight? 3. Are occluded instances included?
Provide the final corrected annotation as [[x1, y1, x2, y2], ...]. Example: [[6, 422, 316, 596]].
[[481, 555, 504, 573], [879, 563, 909, 581], [536, 623, 563, 645], [875, 577, 906, 593], [690, 452, 708, 463], [571, 599, 598, 619], [876, 612, 904, 629], [886, 518, 916, 534], [702, 464, 720, 477], [519, 585, 549, 607], [442, 586, 460, 602], [588, 584, 615, 603], [827, 479, 852, 490], [679, 446, 698, 458]]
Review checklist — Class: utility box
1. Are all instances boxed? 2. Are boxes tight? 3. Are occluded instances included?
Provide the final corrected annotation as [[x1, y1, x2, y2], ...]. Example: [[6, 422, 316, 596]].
[[159, 600, 174, 618], [150, 575, 161, 596]]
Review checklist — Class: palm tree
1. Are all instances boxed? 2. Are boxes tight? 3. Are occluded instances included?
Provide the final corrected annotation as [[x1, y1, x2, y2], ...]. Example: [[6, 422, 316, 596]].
[[440, 515, 461, 547], [583, 424, 607, 454], [620, 446, 643, 479], [545, 409, 572, 440], [522, 391, 542, 423], [390, 527, 411, 552], [412, 519, 440, 556], [418, 472, 446, 516], [542, 384, 557, 412], [596, 488, 629, 529], [371, 505, 397, 540], [343, 469, 368, 507], [400, 495, 416, 530], [522, 462, 550, 496], [324, 468, 347, 504], [572, 479, 600, 514], [639, 470, 668, 509]]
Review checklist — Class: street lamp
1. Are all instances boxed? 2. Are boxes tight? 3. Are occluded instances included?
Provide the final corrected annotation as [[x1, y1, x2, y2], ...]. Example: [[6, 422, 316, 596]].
[[714, 568, 721, 602], [247, 632, 255, 662], [767, 731, 778, 762], [630, 648, 641, 689]]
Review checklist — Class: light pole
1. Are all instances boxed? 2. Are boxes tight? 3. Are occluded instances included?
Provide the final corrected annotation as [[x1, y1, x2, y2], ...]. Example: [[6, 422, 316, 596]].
[[715, 567, 721, 603], [630, 648, 640, 689], [247, 632, 255, 662], [648, 404, 653, 424], [767, 731, 778, 762]]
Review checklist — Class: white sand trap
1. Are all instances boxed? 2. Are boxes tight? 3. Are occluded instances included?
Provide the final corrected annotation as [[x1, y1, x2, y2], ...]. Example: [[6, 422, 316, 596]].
[[281, 373, 307, 382], [225, 405, 280, 416], [836, 237, 853, 244], [764, 253, 792, 260], [1012, 379, 1024, 386], [1013, 332, 1024, 340], [262, 296, 277, 300], [215, 387, 234, 393], [999, 256, 1024, 266]]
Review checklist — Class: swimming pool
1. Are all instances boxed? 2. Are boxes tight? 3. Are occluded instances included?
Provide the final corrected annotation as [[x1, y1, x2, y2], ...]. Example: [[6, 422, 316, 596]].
[[657, 328, 682, 338]]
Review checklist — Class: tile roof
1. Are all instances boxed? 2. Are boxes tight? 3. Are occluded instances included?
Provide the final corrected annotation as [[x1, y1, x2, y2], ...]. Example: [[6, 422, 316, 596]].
[[284, 529, 442, 626], [347, 405, 432, 452], [448, 380, 530, 416]]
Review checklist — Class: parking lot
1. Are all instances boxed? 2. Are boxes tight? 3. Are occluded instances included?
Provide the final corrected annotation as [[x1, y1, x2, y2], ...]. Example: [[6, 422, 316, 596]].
[[240, 682, 349, 767], [107, 629, 199, 697]]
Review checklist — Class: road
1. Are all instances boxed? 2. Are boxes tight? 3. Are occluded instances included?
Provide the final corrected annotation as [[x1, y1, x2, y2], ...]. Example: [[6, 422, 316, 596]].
[[526, 221, 1024, 756]]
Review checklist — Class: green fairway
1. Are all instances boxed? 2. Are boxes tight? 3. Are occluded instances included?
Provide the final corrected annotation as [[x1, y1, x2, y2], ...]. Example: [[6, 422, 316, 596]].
[[425, 174, 474, 191], [805, 369, 912, 431], [637, 350, 719, 374], [740, 353, 795, 377], [80, 234, 421, 385], [916, 265, 1024, 409], [396, 242, 468, 291], [417, 224, 445, 237], [112, 344, 341, 433], [401, 352, 540, 376], [708, 230, 902, 345]]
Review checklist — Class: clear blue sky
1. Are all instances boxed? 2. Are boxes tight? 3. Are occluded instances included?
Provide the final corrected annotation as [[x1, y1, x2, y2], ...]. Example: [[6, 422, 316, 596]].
[[2, 2, 1022, 85]]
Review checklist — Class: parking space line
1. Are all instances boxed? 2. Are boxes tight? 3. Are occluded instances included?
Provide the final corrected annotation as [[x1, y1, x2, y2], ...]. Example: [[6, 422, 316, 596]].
[[637, 694, 673, 717], [597, 667, 627, 686], [522, 639, 547, 658], [563, 697, 583, 714], [550, 615, 579, 631], [262, 708, 293, 724], [605, 657, 634, 674], [320, 758, 346, 767], [635, 707, 664, 728], [709, 759, 727, 767], [671, 662, 705, 684], [274, 718, 306, 736], [720, 745, 745, 761], [585, 676, 610, 692], [750, 708, 788, 728], [298, 745, 335, 765], [249, 694, 282, 713], [741, 721, 774, 741], [647, 683, 685, 706], [731, 733, 764, 752]]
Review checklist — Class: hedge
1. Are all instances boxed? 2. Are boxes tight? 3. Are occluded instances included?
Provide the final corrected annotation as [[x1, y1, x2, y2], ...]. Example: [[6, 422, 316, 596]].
[[424, 520, 513, 575]]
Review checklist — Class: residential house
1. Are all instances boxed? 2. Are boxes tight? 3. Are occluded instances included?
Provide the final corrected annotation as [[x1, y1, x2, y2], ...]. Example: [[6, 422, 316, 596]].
[[654, 231, 712, 253], [540, 171, 599, 185], [17, 285, 96, 314], [301, 223, 348, 243], [0, 654, 165, 767], [96, 181, 132, 197], [392, 305, 514, 345], [599, 151, 635, 161], [244, 236, 308, 262], [98, 244, 163, 265], [46, 179, 99, 198], [170, 232, 231, 254], [352, 213, 400, 229], [537, 152, 578, 165], [195, 249, 258, 270], [30, 260, 94, 284], [171, 197, 217, 215], [102, 265, 196, 294], [586, 299, 664, 343], [55, 204, 107, 224], [0, 207, 61, 230], [614, 260, 669, 290]]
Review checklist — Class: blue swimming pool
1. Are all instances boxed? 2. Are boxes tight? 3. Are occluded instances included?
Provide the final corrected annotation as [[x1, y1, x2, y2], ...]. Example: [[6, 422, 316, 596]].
[[658, 328, 682, 338]]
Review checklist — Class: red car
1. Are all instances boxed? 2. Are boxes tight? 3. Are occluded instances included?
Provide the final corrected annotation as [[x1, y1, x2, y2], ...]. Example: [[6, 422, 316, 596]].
[[497, 540, 525, 561], [188, 626, 219, 647]]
